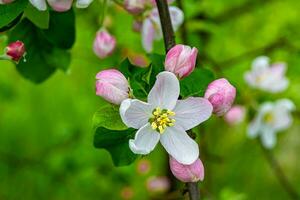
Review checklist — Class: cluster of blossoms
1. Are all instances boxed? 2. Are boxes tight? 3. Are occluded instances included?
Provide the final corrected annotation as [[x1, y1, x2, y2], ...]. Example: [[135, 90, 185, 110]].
[[0, 41, 26, 63], [245, 56, 295, 149], [95, 44, 236, 182]]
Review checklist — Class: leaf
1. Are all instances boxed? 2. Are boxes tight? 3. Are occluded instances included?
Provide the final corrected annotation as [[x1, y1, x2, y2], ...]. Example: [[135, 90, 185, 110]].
[[94, 127, 137, 166], [0, 0, 27, 28], [180, 68, 215, 97], [41, 9, 75, 49], [8, 19, 71, 83], [92, 105, 138, 166], [24, 4, 49, 29]]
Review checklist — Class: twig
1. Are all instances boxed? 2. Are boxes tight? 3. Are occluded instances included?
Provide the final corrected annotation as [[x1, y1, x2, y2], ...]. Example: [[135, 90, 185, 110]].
[[258, 140, 299, 199], [155, 1, 200, 199]]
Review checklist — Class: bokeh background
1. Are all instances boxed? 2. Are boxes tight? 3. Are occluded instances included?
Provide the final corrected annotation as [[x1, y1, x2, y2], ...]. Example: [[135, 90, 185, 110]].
[[1, 0, 300, 199]]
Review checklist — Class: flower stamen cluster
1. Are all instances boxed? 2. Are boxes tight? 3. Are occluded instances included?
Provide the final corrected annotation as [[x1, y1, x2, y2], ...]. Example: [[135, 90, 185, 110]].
[[149, 107, 175, 133]]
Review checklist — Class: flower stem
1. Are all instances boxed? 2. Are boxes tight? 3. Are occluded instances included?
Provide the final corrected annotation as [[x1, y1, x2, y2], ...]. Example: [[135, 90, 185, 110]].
[[258, 140, 299, 199], [155, 1, 200, 199]]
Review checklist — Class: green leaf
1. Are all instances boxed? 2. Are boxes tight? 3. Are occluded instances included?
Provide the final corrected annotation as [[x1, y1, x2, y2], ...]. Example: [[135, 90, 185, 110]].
[[92, 105, 137, 166], [8, 19, 71, 83], [0, 0, 27, 29], [180, 68, 215, 97], [41, 9, 75, 49], [94, 127, 137, 166], [147, 53, 165, 86], [24, 4, 49, 29]]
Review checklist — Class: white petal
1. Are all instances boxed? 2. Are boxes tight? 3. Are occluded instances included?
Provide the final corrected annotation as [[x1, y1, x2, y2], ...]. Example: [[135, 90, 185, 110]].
[[76, 0, 93, 8], [160, 125, 199, 165], [261, 128, 276, 149], [148, 71, 179, 110], [276, 99, 295, 111], [169, 6, 184, 31], [129, 124, 160, 154], [30, 0, 47, 11], [120, 99, 152, 129], [142, 18, 156, 53], [247, 119, 261, 138], [252, 56, 270, 72], [173, 97, 212, 130], [267, 78, 289, 93]]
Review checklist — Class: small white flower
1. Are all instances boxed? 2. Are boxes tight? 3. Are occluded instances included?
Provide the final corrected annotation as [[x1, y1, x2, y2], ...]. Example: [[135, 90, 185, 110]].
[[248, 99, 295, 149], [120, 71, 213, 164], [244, 56, 289, 93], [29, 0, 93, 11]]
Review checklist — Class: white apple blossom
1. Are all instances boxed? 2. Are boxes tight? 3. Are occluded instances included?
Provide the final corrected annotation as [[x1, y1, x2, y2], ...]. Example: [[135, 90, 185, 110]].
[[29, 0, 93, 11], [244, 56, 289, 93], [119, 71, 213, 164], [248, 99, 295, 149]]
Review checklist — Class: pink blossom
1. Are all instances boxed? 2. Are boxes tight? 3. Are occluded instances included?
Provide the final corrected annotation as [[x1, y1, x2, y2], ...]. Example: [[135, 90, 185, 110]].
[[5, 41, 26, 62], [165, 44, 198, 79], [146, 176, 170, 193], [93, 30, 116, 59], [124, 0, 146, 15], [47, 0, 73, 12], [169, 156, 204, 182], [204, 78, 236, 116], [95, 69, 129, 104], [224, 105, 246, 125]]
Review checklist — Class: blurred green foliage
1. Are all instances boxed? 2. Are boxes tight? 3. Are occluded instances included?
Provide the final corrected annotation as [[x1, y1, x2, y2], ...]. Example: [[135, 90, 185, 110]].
[[1, 0, 300, 199]]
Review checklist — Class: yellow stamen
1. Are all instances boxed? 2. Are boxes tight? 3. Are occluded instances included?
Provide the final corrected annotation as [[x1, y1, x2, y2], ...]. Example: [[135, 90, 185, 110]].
[[149, 107, 176, 134]]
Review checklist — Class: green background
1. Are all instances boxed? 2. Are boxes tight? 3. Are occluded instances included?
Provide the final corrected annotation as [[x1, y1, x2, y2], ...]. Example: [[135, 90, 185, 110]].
[[0, 0, 300, 199]]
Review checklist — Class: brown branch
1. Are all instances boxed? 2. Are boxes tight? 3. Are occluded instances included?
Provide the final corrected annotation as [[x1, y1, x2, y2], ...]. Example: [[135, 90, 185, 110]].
[[258, 140, 299, 199], [155, 0, 200, 199]]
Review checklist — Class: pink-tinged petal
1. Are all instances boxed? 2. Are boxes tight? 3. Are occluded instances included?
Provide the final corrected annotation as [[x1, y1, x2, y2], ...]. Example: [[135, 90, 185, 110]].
[[146, 176, 170, 193], [270, 62, 286, 77], [148, 71, 180, 110], [204, 78, 236, 116], [124, 0, 146, 15], [160, 125, 199, 165], [169, 156, 204, 182], [29, 0, 47, 10], [120, 99, 153, 129], [5, 41, 26, 62], [173, 97, 212, 130], [129, 124, 160, 154], [165, 44, 183, 73], [142, 18, 155, 52], [93, 30, 116, 59], [224, 105, 246, 125], [48, 0, 73, 12], [76, 0, 93, 8], [95, 69, 129, 104], [169, 6, 184, 31]]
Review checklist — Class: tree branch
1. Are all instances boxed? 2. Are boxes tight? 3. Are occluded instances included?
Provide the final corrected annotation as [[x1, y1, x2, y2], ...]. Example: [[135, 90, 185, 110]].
[[155, 1, 200, 199]]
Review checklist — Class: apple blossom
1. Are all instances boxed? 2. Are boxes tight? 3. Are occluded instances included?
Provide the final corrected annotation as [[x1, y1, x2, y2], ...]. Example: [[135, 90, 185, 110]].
[[248, 99, 295, 149], [204, 78, 236, 116], [29, 0, 93, 11], [95, 69, 130, 105], [124, 0, 146, 15], [120, 71, 212, 164], [165, 44, 198, 79], [93, 30, 116, 59], [244, 56, 289, 93], [142, 7, 184, 52], [224, 105, 246, 125], [169, 156, 204, 182], [5, 41, 26, 62], [146, 176, 170, 193]]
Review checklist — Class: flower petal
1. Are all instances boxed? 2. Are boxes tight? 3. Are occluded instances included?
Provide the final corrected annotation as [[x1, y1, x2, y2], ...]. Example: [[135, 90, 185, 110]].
[[47, 0, 72, 12], [142, 18, 155, 53], [129, 124, 160, 154], [169, 6, 184, 31], [120, 99, 152, 129], [76, 0, 93, 8], [160, 125, 199, 165], [173, 97, 212, 130], [29, 0, 47, 11], [252, 56, 269, 72], [261, 128, 276, 149], [148, 71, 179, 110]]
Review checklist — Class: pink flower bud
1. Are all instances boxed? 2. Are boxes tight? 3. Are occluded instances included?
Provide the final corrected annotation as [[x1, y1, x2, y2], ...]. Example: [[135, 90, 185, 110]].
[[95, 69, 129, 104], [124, 0, 146, 15], [5, 41, 26, 62], [204, 78, 236, 116], [146, 176, 170, 193], [224, 105, 246, 125], [47, 0, 73, 12], [165, 44, 198, 79], [93, 30, 116, 59], [0, 0, 15, 4], [169, 156, 204, 182]]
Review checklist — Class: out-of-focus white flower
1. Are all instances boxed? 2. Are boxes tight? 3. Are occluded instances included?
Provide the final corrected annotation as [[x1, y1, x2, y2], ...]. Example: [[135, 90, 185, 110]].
[[120, 72, 212, 164], [141, 6, 184, 52], [29, 0, 93, 11], [248, 99, 295, 149], [244, 56, 289, 93]]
